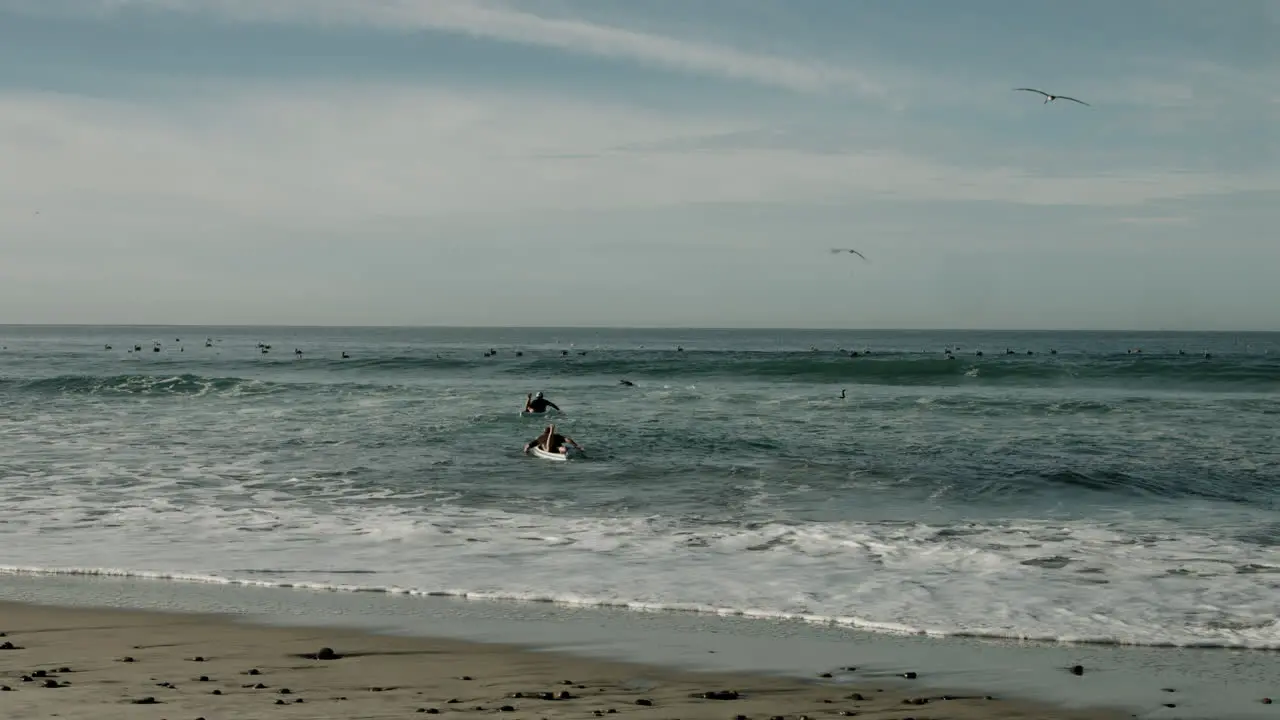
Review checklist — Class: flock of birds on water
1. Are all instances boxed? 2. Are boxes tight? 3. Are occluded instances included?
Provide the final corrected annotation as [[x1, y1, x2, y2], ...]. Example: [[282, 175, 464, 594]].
[[96, 335, 1220, 363]]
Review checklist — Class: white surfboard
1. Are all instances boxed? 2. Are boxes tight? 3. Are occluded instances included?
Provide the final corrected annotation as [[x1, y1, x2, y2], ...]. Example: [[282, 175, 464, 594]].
[[531, 446, 578, 461]]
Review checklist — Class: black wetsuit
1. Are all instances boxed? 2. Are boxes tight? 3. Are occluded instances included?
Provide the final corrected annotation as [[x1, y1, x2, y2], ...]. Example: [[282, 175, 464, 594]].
[[529, 432, 566, 452], [527, 397, 558, 413]]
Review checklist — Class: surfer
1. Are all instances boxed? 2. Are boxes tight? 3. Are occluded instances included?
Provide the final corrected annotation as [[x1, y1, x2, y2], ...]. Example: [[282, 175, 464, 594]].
[[524, 424, 582, 456], [523, 391, 561, 414]]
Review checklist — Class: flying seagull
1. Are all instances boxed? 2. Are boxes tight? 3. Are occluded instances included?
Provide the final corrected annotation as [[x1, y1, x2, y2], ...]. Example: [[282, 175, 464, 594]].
[[1014, 88, 1090, 106], [830, 248, 869, 262]]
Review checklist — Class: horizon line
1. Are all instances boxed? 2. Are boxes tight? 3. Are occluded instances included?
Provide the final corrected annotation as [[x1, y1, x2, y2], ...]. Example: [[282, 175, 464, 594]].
[[1, 323, 1277, 334]]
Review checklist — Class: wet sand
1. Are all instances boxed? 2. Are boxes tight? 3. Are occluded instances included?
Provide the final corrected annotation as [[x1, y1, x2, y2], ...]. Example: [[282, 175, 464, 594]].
[[0, 600, 1138, 720]]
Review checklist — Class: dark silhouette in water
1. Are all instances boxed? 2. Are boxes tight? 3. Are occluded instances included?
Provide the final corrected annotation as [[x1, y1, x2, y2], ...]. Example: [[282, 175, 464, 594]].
[[620, 379, 635, 387], [839, 389, 846, 399], [524, 392, 560, 414]]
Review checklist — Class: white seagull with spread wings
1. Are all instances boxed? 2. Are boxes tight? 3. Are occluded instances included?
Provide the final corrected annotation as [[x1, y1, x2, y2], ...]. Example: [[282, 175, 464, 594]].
[[1014, 88, 1090, 106]]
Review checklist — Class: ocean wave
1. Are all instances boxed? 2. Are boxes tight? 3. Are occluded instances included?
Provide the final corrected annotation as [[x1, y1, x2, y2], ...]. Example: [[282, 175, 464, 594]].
[[4, 350, 1279, 394], [0, 373, 287, 397], [242, 351, 1280, 389], [1, 492, 1276, 654], [1, 565, 1277, 651]]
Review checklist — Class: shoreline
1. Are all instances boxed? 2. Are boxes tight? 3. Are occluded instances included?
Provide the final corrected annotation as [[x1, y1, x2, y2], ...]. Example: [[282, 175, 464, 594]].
[[0, 599, 1136, 720], [1, 577, 1275, 719]]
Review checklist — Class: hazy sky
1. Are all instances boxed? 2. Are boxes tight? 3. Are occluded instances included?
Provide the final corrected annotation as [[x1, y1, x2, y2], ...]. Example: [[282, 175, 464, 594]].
[[2, 0, 1277, 329]]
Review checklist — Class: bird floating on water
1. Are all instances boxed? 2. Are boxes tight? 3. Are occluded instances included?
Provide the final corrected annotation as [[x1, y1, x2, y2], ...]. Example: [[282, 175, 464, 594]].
[[1014, 88, 1090, 106], [830, 248, 869, 262]]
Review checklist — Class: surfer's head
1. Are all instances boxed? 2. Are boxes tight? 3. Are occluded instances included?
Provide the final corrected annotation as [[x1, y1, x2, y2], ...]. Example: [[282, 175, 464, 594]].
[[534, 391, 544, 399]]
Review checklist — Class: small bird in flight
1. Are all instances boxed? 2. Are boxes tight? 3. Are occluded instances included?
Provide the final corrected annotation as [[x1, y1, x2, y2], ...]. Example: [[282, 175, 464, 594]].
[[1014, 88, 1090, 106], [830, 248, 869, 261]]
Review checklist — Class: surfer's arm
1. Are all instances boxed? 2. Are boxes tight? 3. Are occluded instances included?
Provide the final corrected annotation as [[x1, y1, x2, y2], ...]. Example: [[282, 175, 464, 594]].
[[547, 401, 561, 411]]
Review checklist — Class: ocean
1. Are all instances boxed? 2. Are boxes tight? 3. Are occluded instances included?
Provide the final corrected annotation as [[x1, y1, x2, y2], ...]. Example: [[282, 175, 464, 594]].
[[1, 325, 1278, 653]]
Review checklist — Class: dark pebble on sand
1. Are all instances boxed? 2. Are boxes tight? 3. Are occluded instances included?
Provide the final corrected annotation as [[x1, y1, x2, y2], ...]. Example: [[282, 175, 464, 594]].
[[838, 713, 857, 717], [557, 691, 574, 700], [247, 668, 260, 675], [119, 656, 135, 662], [734, 715, 748, 720], [43, 680, 61, 689], [607, 709, 617, 714], [1162, 688, 1176, 693], [199, 676, 209, 682], [57, 667, 71, 673], [279, 688, 292, 694], [212, 690, 222, 695], [0, 641, 19, 650], [447, 698, 460, 703], [843, 666, 857, 672], [561, 680, 574, 685], [460, 675, 473, 681], [694, 690, 741, 700], [191, 656, 206, 662], [848, 693, 864, 701], [500, 705, 516, 712], [819, 672, 833, 678], [32, 670, 47, 678], [901, 672, 917, 679], [1070, 665, 1084, 676], [21, 676, 32, 683], [636, 699, 653, 706], [1262, 698, 1272, 704], [0, 686, 10, 692], [904, 697, 928, 705], [131, 697, 160, 704], [315, 647, 339, 660], [295, 698, 304, 703], [276, 699, 286, 705], [255, 683, 268, 689]]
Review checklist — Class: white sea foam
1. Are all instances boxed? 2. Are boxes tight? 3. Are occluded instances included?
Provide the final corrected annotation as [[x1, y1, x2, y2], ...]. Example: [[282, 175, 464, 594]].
[[1, 482, 1277, 650]]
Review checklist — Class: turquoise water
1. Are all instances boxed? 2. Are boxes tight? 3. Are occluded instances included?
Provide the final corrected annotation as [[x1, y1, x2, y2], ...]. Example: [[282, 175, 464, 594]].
[[1, 326, 1277, 650]]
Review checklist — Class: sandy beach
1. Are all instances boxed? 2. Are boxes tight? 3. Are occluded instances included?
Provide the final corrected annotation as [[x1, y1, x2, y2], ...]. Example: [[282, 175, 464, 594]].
[[0, 600, 1137, 720]]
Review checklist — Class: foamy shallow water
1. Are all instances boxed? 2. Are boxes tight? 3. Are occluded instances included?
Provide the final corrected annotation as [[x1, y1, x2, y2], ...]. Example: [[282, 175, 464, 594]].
[[1, 326, 1278, 653]]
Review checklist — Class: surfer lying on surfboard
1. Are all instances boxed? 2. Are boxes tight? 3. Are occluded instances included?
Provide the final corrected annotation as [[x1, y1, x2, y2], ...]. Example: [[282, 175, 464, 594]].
[[523, 391, 560, 414], [523, 424, 583, 456]]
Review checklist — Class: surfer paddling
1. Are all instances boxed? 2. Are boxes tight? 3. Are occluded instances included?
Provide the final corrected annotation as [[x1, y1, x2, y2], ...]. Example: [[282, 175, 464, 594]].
[[524, 424, 583, 457], [523, 391, 561, 414]]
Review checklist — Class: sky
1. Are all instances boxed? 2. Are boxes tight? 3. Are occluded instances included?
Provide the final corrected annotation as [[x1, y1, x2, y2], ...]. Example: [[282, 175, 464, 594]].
[[1, 0, 1277, 329]]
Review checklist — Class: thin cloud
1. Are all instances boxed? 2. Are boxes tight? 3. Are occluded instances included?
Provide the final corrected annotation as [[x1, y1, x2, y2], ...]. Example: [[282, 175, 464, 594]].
[[0, 83, 1272, 239], [1117, 216, 1193, 226], [15, 0, 884, 97]]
